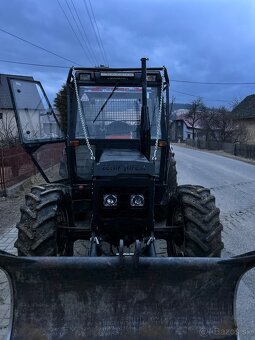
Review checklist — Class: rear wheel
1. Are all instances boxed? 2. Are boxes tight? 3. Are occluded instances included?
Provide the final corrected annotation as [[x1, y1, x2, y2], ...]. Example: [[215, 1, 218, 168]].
[[168, 185, 224, 257], [15, 184, 71, 256]]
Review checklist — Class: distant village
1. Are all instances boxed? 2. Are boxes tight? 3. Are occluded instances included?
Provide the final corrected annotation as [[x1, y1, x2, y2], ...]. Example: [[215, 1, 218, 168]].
[[170, 96, 255, 145]]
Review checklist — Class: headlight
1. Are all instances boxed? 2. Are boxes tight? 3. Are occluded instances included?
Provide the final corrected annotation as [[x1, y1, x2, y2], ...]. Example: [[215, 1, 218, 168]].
[[103, 194, 118, 207], [130, 194, 144, 207]]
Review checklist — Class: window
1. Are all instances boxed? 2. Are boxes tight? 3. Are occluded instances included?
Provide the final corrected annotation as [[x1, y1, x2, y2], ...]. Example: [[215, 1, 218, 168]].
[[9, 79, 63, 142], [75, 86, 160, 139], [0, 112, 3, 119]]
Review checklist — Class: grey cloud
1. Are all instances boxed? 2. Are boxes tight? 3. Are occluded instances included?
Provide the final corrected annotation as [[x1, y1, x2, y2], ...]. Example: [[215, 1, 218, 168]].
[[0, 0, 254, 106]]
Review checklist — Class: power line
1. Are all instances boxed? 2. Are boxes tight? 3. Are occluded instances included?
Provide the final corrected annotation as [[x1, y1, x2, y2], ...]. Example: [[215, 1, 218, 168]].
[[70, 0, 99, 65], [0, 27, 80, 65], [0, 55, 254, 91], [57, 0, 93, 65], [64, 0, 94, 65], [67, 0, 98, 66], [172, 79, 255, 85], [83, 0, 106, 65], [0, 59, 70, 68], [172, 90, 231, 103], [87, 0, 109, 66]]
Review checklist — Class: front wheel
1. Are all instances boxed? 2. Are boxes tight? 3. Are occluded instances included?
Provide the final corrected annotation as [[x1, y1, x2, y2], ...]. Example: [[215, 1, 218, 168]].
[[168, 185, 224, 257], [15, 184, 72, 256]]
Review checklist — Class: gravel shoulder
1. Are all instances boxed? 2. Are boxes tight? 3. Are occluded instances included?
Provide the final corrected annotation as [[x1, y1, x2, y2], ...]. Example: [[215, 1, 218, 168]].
[[0, 173, 48, 235], [0, 195, 23, 235]]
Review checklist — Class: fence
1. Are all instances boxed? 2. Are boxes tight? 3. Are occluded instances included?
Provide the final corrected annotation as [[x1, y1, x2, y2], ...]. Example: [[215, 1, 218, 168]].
[[0, 143, 64, 195], [186, 139, 255, 160], [234, 143, 255, 159]]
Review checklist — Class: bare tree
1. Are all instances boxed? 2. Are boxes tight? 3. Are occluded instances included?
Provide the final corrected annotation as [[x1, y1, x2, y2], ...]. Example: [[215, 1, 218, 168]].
[[231, 97, 241, 111], [0, 113, 19, 146], [199, 106, 248, 143], [215, 107, 235, 142], [199, 107, 218, 141], [184, 98, 204, 140]]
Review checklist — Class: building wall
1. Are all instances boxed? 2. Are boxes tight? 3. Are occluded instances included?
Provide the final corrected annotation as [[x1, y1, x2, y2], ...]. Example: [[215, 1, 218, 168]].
[[170, 120, 201, 141], [244, 119, 255, 143], [170, 120, 184, 141], [183, 124, 193, 140]]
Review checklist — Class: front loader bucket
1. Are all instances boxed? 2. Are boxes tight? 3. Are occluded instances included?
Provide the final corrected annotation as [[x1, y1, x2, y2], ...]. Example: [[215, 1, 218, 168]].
[[0, 251, 255, 340]]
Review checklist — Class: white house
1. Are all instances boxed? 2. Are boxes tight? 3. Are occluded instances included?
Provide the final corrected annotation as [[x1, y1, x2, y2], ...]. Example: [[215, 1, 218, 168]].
[[0, 73, 34, 145]]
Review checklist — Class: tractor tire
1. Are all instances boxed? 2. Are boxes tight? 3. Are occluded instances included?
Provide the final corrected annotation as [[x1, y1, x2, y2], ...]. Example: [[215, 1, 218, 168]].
[[169, 185, 224, 257], [15, 184, 69, 256]]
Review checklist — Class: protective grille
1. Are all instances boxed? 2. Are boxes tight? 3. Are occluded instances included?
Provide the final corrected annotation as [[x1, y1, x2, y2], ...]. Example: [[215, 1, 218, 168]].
[[84, 98, 140, 124], [76, 86, 161, 139]]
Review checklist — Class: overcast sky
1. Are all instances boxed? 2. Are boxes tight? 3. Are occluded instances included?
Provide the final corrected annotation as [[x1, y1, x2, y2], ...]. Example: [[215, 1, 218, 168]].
[[0, 0, 255, 108]]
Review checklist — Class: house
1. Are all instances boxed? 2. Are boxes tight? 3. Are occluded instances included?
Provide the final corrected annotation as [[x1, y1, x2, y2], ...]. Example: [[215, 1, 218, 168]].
[[170, 118, 202, 142], [232, 94, 255, 143], [170, 109, 203, 142], [0, 73, 34, 145]]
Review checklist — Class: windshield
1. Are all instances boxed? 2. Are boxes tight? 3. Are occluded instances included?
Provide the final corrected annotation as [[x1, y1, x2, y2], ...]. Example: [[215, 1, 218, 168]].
[[75, 86, 160, 139]]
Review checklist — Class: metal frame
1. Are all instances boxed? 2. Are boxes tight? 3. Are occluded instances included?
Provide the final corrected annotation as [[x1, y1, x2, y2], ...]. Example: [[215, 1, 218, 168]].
[[7, 77, 67, 183], [66, 66, 169, 185], [8, 61, 173, 244], [7, 65, 170, 186], [7, 78, 64, 145]]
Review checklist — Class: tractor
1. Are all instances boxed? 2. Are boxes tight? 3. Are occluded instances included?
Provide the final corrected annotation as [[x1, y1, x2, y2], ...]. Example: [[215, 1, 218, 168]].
[[1, 58, 254, 340], [9, 58, 222, 258]]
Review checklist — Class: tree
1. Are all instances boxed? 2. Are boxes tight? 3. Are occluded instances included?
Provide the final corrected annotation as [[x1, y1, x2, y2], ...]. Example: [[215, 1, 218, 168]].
[[199, 106, 248, 143], [0, 113, 19, 146], [54, 84, 67, 133], [231, 97, 241, 111], [213, 107, 233, 142], [199, 107, 218, 141], [184, 98, 204, 140]]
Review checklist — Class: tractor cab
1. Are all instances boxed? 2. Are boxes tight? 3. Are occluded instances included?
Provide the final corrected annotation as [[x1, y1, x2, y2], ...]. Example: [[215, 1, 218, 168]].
[[8, 58, 174, 246], [67, 60, 170, 182], [65, 59, 171, 242]]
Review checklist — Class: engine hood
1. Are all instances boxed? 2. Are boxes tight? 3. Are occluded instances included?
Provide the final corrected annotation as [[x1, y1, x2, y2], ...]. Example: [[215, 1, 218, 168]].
[[94, 149, 155, 176]]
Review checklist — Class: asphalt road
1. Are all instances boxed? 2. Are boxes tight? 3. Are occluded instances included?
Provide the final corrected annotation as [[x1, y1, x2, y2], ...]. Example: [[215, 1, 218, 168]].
[[173, 144, 255, 339]]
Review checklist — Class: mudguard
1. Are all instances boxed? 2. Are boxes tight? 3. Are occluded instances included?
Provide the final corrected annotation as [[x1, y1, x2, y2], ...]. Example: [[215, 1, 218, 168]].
[[0, 251, 255, 340]]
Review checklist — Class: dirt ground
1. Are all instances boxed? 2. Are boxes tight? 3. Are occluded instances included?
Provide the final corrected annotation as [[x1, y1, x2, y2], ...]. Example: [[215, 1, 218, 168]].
[[0, 172, 49, 235], [0, 195, 23, 235]]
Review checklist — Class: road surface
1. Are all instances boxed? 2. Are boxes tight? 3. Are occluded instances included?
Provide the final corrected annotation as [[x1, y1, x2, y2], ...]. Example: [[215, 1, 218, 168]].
[[173, 144, 255, 339]]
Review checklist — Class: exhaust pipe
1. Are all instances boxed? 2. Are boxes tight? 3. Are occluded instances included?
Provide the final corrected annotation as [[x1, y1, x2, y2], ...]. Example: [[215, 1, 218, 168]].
[[140, 57, 151, 161]]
